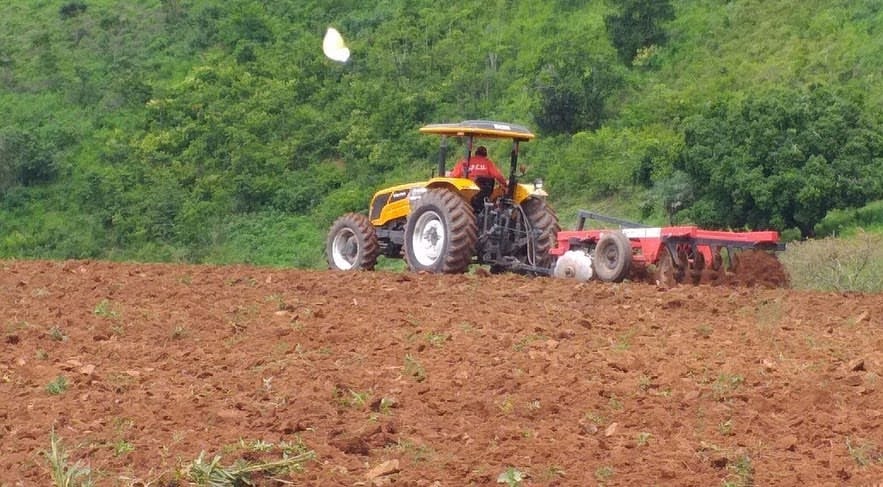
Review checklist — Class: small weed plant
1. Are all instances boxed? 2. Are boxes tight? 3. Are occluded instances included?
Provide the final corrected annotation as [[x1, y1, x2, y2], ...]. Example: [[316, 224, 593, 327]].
[[711, 373, 744, 401], [723, 454, 754, 487], [241, 438, 274, 452], [403, 354, 426, 382], [595, 465, 615, 484], [719, 419, 735, 436], [334, 387, 371, 408], [846, 437, 883, 466], [497, 467, 525, 486], [46, 375, 69, 395], [393, 438, 434, 462], [93, 299, 120, 319], [48, 326, 67, 342], [497, 396, 515, 415], [44, 429, 93, 487], [171, 325, 187, 340], [112, 440, 134, 457], [182, 448, 315, 485], [426, 331, 449, 348]]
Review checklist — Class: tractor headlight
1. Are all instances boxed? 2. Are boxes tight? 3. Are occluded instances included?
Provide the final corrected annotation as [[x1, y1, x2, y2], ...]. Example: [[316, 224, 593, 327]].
[[533, 178, 544, 191], [408, 187, 427, 203]]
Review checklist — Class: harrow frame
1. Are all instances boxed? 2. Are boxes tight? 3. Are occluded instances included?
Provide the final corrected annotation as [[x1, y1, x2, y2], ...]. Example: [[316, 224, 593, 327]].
[[551, 210, 785, 283]]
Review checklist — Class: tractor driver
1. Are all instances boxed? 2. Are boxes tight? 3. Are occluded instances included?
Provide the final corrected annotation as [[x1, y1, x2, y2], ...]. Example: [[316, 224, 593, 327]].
[[449, 146, 508, 188]]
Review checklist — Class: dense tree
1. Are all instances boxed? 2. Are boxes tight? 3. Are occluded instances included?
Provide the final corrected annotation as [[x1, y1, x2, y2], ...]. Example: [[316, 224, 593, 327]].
[[604, 0, 675, 65], [534, 59, 623, 134], [676, 87, 883, 236]]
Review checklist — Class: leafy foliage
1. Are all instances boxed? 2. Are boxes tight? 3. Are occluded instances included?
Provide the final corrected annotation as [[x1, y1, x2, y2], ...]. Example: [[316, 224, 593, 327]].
[[534, 56, 624, 134], [604, 0, 675, 65], [676, 87, 883, 236]]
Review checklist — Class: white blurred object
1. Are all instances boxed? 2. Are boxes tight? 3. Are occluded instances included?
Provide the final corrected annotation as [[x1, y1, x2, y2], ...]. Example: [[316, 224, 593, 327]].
[[323, 27, 350, 63], [552, 250, 594, 282]]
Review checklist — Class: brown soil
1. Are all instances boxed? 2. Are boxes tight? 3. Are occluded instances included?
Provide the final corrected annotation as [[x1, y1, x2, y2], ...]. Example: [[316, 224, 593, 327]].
[[2, 259, 882, 486]]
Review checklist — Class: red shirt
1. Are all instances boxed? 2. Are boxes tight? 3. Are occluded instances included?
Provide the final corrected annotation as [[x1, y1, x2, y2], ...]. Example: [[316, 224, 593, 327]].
[[450, 155, 507, 186]]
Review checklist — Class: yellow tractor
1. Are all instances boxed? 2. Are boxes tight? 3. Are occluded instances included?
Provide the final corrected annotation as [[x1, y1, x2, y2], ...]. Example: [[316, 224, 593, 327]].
[[326, 120, 558, 274]]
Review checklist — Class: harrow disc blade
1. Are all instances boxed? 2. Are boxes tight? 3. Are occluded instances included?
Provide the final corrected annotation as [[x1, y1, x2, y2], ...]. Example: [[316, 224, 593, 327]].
[[553, 250, 594, 282]]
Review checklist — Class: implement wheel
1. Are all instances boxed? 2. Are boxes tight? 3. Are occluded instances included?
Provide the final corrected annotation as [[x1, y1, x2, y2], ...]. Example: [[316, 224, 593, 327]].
[[593, 231, 632, 282]]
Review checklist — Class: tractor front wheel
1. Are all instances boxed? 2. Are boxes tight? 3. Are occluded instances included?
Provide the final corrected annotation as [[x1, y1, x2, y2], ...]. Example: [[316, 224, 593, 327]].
[[326, 213, 380, 271], [404, 189, 477, 273]]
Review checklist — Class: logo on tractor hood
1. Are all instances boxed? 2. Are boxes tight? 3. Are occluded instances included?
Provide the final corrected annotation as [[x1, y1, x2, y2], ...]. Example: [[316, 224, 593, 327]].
[[390, 190, 409, 201]]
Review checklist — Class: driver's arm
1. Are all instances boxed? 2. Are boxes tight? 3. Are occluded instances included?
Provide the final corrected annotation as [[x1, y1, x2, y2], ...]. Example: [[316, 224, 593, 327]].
[[489, 162, 507, 187], [450, 161, 465, 178]]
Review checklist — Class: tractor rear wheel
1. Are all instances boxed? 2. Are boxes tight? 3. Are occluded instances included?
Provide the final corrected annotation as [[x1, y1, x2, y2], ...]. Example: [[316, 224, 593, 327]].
[[520, 197, 560, 269], [593, 231, 632, 282], [326, 213, 380, 270], [404, 188, 477, 273]]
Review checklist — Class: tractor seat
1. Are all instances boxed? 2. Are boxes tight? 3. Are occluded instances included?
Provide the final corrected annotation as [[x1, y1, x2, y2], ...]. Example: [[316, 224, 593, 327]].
[[472, 176, 496, 212]]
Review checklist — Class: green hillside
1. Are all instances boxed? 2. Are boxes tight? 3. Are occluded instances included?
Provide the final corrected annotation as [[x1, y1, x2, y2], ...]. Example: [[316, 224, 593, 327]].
[[1, 0, 881, 266]]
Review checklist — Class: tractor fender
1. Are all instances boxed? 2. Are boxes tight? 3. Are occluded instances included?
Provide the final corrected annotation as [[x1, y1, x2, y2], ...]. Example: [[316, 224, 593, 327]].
[[512, 183, 548, 204], [425, 177, 481, 194]]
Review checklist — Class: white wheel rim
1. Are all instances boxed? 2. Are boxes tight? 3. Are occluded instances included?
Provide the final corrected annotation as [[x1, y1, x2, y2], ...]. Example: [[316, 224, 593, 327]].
[[600, 242, 619, 270], [331, 229, 358, 270], [411, 211, 445, 267]]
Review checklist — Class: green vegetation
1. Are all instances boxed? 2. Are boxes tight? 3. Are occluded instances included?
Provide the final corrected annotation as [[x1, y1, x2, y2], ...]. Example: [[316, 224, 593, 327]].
[[846, 437, 883, 467], [112, 439, 134, 457], [182, 449, 315, 485], [711, 373, 744, 402], [48, 325, 67, 342], [93, 299, 120, 319], [333, 386, 371, 409], [594, 465, 615, 484], [781, 231, 883, 292], [403, 353, 426, 382], [45, 429, 94, 487], [496, 467, 526, 486], [1, 1, 881, 267], [46, 429, 315, 485], [46, 375, 69, 395], [723, 454, 755, 487]]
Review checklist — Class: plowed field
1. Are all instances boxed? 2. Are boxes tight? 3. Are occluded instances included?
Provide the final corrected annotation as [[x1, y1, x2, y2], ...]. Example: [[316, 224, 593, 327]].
[[1, 259, 882, 486]]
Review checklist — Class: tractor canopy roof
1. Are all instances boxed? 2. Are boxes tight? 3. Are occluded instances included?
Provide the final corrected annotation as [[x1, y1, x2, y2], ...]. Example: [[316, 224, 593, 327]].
[[419, 120, 535, 141]]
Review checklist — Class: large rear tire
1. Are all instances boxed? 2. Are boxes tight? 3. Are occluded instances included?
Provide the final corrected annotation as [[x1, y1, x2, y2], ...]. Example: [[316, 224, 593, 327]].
[[326, 213, 380, 271], [404, 189, 477, 273], [593, 231, 632, 282], [520, 197, 560, 269]]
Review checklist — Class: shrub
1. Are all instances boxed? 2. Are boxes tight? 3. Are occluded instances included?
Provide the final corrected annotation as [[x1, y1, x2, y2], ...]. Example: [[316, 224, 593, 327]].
[[780, 231, 883, 292], [815, 200, 883, 237]]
